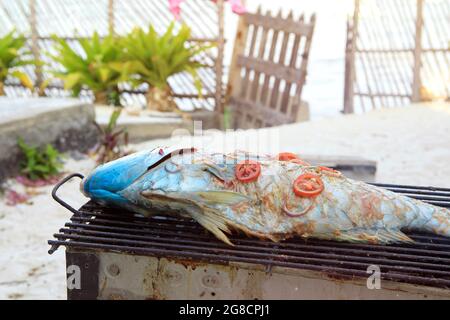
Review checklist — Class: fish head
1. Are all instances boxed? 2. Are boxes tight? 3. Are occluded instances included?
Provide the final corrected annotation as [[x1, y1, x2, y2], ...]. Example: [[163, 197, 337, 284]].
[[80, 147, 189, 205], [137, 150, 256, 212], [137, 150, 274, 199], [139, 150, 244, 194]]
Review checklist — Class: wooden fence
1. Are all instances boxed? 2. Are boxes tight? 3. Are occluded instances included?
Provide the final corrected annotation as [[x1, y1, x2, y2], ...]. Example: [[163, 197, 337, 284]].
[[227, 8, 316, 129], [0, 0, 225, 112], [344, 0, 450, 113]]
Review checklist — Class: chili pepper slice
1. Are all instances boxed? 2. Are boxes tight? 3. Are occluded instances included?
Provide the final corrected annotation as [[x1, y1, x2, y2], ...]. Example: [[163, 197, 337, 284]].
[[293, 173, 324, 197], [318, 166, 342, 177], [235, 160, 261, 183], [277, 152, 298, 161], [290, 158, 311, 166]]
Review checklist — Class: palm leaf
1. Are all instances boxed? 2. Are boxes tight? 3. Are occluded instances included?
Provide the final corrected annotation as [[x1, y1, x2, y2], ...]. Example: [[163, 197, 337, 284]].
[[10, 70, 33, 89], [0, 30, 35, 86], [122, 23, 212, 95], [50, 33, 126, 98]]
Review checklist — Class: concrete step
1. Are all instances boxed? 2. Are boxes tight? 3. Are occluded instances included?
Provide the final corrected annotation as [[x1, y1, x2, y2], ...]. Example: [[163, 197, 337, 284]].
[[0, 97, 98, 182]]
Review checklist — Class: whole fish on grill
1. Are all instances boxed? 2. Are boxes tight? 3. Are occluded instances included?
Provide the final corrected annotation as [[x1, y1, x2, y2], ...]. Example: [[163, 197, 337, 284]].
[[80, 147, 450, 245]]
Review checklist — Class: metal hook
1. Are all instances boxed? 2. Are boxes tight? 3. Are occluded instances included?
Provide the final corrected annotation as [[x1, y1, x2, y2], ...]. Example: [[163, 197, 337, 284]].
[[51, 173, 84, 215]]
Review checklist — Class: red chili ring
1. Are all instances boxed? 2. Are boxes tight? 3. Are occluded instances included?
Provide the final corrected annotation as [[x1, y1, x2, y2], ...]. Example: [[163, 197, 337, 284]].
[[235, 160, 261, 183], [293, 173, 324, 197], [318, 166, 342, 177]]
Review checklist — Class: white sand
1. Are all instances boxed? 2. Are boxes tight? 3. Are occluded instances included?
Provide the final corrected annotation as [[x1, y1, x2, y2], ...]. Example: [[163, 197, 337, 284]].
[[1, 102, 449, 299]]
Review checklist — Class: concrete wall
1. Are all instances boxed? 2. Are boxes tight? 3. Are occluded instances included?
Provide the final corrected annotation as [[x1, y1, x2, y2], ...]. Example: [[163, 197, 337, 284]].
[[0, 98, 98, 182]]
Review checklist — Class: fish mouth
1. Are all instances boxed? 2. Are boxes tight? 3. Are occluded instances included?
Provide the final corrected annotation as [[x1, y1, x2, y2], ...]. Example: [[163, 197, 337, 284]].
[[79, 176, 90, 197]]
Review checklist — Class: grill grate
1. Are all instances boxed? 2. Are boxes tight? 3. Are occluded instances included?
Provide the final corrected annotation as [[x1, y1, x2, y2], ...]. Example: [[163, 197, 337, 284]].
[[48, 183, 450, 289]]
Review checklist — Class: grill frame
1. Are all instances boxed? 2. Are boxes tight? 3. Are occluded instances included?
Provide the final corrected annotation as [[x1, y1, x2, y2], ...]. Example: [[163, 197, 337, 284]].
[[49, 181, 450, 293]]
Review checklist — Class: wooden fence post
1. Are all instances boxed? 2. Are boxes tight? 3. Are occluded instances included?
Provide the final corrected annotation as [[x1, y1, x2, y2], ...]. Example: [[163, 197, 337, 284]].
[[411, 0, 424, 102], [215, 0, 225, 114], [343, 0, 359, 114], [108, 0, 115, 35], [226, 6, 248, 102], [343, 19, 354, 113], [29, 0, 43, 95]]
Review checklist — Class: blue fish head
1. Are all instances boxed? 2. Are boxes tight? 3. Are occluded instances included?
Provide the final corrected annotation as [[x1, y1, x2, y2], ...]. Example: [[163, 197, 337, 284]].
[[81, 147, 181, 205]]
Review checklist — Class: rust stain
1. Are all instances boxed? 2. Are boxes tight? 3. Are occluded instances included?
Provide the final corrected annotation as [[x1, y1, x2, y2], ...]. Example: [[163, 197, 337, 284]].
[[242, 270, 263, 299], [165, 257, 212, 270], [108, 293, 125, 300], [325, 272, 354, 282], [293, 220, 316, 236]]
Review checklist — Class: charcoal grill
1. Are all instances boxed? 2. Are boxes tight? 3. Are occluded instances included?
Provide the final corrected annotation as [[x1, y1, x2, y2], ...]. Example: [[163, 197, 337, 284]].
[[49, 174, 450, 299]]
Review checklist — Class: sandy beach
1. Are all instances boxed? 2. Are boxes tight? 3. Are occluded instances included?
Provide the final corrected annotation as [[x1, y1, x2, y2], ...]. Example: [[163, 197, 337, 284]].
[[0, 102, 449, 299]]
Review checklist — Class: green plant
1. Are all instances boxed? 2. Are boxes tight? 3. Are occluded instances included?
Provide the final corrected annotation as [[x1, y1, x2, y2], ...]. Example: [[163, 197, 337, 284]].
[[122, 23, 212, 111], [0, 30, 34, 95], [93, 108, 129, 164], [222, 106, 232, 130], [17, 138, 63, 180], [49, 32, 129, 105]]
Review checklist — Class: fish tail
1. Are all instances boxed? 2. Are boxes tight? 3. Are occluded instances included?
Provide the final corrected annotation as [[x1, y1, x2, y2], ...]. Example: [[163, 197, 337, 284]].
[[421, 206, 450, 237]]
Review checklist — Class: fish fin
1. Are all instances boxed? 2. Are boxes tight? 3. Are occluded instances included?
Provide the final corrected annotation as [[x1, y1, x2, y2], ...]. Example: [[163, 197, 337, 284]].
[[191, 208, 234, 246], [316, 228, 414, 244], [193, 191, 251, 205], [141, 190, 235, 245], [203, 163, 229, 181]]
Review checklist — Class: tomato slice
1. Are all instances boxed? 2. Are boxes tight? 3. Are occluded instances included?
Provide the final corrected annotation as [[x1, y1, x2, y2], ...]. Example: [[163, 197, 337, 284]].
[[293, 173, 324, 197], [277, 152, 298, 161], [318, 166, 342, 177], [235, 160, 261, 183], [289, 158, 311, 166]]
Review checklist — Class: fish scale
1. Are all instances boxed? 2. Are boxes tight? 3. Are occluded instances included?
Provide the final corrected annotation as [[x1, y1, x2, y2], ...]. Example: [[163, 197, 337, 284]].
[[81, 147, 450, 245]]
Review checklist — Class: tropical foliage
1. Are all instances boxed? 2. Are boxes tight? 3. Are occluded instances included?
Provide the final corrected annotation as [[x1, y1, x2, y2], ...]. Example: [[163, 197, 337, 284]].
[[93, 108, 129, 164], [122, 23, 208, 91], [1, 24, 210, 110], [0, 30, 34, 95], [49, 32, 129, 105], [122, 23, 211, 110], [17, 138, 63, 180]]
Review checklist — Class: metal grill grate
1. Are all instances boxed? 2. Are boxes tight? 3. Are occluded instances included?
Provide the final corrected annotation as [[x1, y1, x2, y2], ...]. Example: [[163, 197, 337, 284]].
[[48, 183, 450, 289]]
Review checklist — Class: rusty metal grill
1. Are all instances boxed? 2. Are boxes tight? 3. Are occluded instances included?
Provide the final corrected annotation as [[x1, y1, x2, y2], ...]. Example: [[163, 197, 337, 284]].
[[48, 183, 450, 289]]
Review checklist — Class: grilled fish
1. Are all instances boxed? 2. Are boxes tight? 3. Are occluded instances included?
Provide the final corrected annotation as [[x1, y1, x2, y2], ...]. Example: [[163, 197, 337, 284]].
[[81, 147, 450, 245]]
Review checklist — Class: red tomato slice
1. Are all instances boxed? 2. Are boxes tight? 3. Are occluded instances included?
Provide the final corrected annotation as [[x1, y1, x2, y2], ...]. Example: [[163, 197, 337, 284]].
[[235, 160, 261, 183], [277, 152, 298, 161], [293, 173, 324, 197]]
